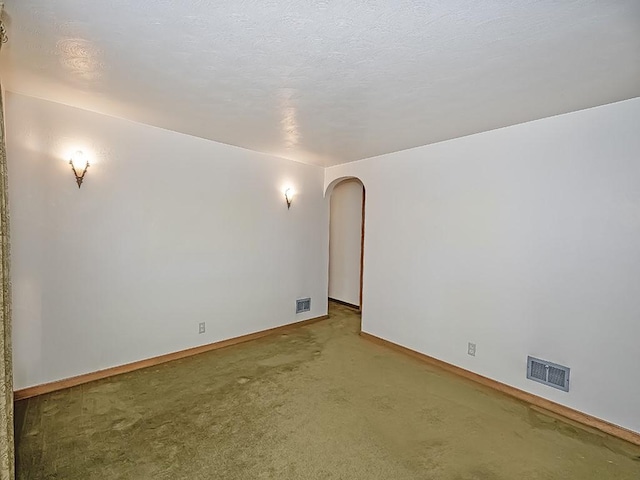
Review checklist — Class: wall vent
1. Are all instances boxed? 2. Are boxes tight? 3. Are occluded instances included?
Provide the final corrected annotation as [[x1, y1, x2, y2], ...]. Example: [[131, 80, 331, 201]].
[[527, 356, 570, 392], [296, 298, 311, 314]]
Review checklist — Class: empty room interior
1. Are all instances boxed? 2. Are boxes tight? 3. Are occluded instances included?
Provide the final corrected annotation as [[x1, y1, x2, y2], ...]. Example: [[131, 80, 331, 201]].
[[0, 1, 639, 479]]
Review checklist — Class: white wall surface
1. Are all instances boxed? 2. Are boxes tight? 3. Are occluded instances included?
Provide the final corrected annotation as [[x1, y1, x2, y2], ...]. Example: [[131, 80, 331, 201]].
[[7, 92, 328, 390], [325, 98, 640, 434], [329, 179, 363, 306]]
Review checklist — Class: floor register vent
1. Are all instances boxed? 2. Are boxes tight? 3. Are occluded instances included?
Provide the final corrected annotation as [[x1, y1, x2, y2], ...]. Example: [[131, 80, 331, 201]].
[[527, 356, 570, 392], [296, 298, 311, 314]]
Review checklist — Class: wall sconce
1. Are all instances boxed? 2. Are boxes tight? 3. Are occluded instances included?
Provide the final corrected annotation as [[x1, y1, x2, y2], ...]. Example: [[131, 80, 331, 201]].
[[284, 188, 294, 210], [69, 150, 90, 188]]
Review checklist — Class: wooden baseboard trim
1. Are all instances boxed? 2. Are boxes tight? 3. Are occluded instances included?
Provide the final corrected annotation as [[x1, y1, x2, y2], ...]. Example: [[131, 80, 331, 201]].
[[360, 331, 640, 447], [328, 297, 360, 311], [14, 314, 330, 401]]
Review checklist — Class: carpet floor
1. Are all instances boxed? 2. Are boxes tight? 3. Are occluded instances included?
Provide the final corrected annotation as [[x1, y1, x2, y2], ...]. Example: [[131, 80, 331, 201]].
[[15, 302, 640, 479]]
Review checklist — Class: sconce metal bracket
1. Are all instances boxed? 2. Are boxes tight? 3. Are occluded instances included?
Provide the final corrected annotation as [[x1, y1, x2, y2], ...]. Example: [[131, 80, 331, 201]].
[[70, 160, 90, 188], [285, 188, 293, 209]]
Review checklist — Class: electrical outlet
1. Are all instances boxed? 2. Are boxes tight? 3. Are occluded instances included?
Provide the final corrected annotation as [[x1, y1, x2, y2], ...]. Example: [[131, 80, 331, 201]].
[[468, 342, 476, 356], [199, 322, 206, 334]]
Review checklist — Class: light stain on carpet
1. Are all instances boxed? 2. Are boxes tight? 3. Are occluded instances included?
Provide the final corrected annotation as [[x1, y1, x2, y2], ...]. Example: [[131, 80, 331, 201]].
[[15, 303, 640, 479]]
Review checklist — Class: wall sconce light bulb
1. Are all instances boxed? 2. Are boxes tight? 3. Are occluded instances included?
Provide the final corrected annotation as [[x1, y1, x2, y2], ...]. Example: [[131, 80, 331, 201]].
[[72, 150, 85, 167]]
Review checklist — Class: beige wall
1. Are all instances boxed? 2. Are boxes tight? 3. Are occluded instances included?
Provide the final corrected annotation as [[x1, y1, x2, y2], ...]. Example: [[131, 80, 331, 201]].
[[326, 98, 640, 434], [7, 92, 329, 389]]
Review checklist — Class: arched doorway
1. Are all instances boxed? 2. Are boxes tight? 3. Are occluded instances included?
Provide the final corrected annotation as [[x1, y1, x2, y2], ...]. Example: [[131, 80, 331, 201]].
[[326, 178, 365, 312]]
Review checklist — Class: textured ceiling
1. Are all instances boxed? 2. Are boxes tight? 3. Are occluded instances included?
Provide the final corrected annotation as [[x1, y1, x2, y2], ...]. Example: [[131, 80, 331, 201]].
[[1, 1, 639, 166]]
